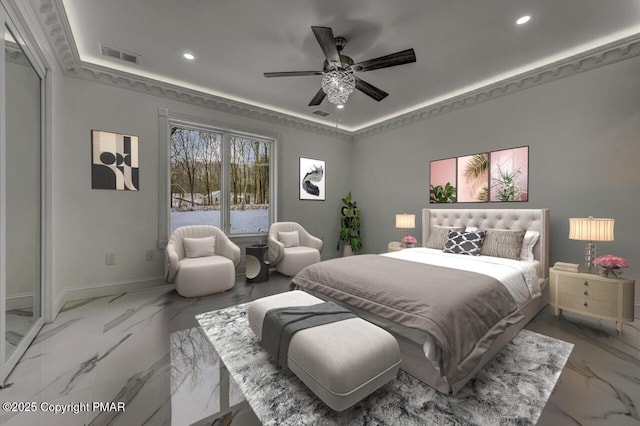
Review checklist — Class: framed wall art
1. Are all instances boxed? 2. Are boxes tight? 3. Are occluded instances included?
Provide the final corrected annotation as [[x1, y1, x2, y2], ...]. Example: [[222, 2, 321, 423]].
[[299, 157, 325, 200], [489, 146, 529, 202], [429, 157, 457, 203], [91, 130, 139, 191], [456, 153, 489, 203]]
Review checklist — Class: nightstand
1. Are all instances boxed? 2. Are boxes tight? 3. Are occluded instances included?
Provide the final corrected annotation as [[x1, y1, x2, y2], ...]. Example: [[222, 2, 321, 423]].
[[387, 242, 403, 252], [550, 267, 635, 335]]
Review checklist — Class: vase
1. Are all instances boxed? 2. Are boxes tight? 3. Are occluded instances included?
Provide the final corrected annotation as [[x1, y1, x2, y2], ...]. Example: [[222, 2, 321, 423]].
[[343, 245, 354, 257], [600, 266, 620, 278]]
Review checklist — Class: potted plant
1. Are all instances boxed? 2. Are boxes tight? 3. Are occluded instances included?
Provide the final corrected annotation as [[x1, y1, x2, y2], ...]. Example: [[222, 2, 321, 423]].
[[492, 162, 522, 201], [337, 191, 362, 255], [429, 183, 457, 203]]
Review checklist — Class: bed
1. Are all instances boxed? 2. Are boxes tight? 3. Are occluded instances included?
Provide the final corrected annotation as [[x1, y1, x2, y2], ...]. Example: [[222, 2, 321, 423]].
[[291, 208, 550, 395]]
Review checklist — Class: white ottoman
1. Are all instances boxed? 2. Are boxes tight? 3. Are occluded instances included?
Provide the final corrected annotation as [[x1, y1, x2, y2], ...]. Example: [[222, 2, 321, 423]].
[[248, 291, 401, 411]]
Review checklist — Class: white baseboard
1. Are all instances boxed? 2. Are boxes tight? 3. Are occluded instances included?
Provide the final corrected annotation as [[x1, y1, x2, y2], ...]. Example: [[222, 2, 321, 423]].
[[6, 293, 34, 311], [64, 276, 172, 303]]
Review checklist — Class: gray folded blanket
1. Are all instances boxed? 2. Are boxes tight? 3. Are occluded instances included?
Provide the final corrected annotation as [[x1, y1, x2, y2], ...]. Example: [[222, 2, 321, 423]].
[[261, 302, 355, 368]]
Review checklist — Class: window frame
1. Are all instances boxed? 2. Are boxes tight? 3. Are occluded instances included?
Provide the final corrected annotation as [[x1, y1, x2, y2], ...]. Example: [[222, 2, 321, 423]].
[[158, 109, 278, 247]]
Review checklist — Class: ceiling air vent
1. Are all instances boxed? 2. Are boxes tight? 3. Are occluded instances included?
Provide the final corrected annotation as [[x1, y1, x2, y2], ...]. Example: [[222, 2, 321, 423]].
[[100, 43, 141, 65], [312, 110, 330, 117]]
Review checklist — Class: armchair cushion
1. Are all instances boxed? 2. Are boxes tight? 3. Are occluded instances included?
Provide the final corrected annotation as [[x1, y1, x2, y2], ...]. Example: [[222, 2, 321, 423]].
[[165, 225, 241, 297], [278, 231, 300, 248], [183, 236, 216, 258]]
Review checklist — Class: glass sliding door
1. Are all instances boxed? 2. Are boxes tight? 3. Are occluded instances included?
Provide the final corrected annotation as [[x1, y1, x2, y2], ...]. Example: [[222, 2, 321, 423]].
[[1, 18, 44, 381]]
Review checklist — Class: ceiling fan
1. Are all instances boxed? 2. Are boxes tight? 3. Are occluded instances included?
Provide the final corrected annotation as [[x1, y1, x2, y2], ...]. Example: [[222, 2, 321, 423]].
[[264, 26, 416, 107]]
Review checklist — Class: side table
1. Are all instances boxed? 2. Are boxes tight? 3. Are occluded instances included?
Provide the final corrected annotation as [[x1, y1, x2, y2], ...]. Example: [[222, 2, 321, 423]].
[[550, 267, 635, 335], [387, 242, 403, 252], [246, 244, 269, 283]]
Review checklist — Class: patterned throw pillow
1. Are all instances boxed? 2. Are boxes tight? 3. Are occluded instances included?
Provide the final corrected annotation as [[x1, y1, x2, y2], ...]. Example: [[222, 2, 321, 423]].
[[443, 230, 487, 256]]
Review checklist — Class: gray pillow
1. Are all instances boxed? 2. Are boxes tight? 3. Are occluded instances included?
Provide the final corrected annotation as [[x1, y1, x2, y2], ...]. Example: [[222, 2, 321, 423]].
[[480, 229, 526, 260], [425, 226, 465, 249]]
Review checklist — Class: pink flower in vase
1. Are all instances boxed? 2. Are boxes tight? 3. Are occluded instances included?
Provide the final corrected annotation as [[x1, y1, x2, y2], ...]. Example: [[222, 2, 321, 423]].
[[402, 235, 417, 247], [593, 254, 629, 277]]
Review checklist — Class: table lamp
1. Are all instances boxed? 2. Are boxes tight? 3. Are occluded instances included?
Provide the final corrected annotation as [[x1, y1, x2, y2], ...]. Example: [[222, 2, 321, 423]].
[[396, 214, 415, 247], [569, 216, 614, 273]]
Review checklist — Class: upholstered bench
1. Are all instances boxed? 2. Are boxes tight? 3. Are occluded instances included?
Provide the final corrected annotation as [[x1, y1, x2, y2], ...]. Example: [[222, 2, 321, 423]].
[[248, 290, 401, 411]]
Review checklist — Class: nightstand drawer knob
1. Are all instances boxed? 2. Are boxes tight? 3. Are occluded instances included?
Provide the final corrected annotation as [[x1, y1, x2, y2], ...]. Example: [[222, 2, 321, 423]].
[[583, 301, 588, 307], [583, 281, 588, 286], [583, 290, 589, 296]]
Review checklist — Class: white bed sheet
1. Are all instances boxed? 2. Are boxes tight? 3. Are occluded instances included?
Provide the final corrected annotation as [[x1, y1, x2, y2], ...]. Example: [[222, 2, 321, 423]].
[[381, 248, 540, 365], [382, 247, 540, 307]]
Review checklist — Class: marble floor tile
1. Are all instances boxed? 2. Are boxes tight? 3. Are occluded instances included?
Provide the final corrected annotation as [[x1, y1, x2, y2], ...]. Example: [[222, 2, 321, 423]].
[[1, 273, 637, 426]]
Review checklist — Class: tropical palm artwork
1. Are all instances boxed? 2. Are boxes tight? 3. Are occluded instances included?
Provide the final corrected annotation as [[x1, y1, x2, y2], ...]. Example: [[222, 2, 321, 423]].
[[429, 146, 528, 204], [457, 153, 489, 202]]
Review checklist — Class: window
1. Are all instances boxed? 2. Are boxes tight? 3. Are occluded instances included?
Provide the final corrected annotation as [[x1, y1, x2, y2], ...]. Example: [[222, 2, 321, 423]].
[[166, 118, 275, 236], [229, 135, 271, 233]]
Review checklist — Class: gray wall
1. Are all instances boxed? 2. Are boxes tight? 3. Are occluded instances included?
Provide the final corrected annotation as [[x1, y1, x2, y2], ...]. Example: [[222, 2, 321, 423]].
[[352, 55, 640, 298], [54, 76, 351, 295]]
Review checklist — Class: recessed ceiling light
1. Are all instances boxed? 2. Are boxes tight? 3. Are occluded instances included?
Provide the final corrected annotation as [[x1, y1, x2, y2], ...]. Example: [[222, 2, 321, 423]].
[[183, 52, 195, 60], [336, 104, 345, 109], [516, 15, 531, 25]]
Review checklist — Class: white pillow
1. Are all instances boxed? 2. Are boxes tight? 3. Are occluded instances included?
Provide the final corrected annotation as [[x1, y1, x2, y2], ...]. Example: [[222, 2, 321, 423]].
[[183, 236, 216, 258], [520, 231, 540, 262], [278, 230, 300, 248]]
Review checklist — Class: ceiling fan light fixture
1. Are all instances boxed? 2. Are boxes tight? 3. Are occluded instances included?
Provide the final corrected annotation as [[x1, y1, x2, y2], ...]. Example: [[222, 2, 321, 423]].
[[336, 104, 344, 109], [321, 70, 356, 105]]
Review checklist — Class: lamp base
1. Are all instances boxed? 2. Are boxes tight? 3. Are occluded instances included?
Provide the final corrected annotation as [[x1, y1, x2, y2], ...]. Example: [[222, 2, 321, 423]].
[[584, 241, 596, 273]]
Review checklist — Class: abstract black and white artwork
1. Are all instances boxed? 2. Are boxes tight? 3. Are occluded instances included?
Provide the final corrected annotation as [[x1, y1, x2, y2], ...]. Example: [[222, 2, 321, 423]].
[[91, 130, 139, 191], [299, 157, 325, 200]]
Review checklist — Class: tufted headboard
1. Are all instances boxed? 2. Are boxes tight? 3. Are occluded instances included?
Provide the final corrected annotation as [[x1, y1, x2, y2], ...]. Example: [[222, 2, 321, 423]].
[[422, 209, 550, 279]]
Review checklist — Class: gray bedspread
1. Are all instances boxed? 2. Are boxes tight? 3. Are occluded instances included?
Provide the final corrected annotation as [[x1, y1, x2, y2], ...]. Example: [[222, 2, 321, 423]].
[[291, 254, 525, 387]]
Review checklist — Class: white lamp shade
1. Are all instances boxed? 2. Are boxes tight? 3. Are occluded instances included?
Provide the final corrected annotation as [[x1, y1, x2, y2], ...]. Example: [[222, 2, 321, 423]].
[[569, 217, 614, 241], [396, 214, 415, 229]]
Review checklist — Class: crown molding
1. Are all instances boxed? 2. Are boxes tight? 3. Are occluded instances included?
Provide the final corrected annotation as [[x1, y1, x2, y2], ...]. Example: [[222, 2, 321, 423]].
[[31, 0, 640, 142], [29, 0, 352, 140], [351, 32, 640, 140]]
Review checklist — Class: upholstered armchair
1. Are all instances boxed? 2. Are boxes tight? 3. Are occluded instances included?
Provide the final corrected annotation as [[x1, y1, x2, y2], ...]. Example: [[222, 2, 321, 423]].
[[268, 222, 323, 276], [165, 225, 241, 297]]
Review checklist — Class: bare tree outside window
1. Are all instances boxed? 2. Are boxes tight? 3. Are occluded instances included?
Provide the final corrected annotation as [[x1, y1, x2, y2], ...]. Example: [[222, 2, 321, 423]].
[[230, 135, 270, 233], [170, 125, 271, 233]]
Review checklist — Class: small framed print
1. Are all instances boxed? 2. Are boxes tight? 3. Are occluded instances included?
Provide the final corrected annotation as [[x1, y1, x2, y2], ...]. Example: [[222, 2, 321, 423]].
[[91, 130, 139, 191], [299, 157, 325, 200], [489, 146, 529, 202]]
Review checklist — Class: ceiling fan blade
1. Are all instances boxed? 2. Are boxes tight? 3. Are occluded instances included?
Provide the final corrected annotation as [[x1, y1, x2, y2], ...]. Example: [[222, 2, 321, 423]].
[[355, 77, 388, 102], [264, 71, 323, 78], [351, 48, 416, 72], [308, 88, 326, 106], [311, 26, 341, 66]]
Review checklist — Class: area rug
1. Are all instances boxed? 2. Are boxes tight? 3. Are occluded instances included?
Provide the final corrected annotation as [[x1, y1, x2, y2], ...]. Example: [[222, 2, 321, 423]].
[[196, 304, 573, 426]]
